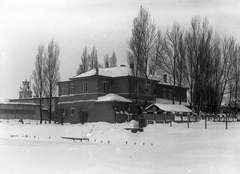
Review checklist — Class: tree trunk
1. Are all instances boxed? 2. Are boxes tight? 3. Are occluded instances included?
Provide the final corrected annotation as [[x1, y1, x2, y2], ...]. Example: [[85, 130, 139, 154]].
[[39, 97, 43, 124], [49, 85, 52, 124]]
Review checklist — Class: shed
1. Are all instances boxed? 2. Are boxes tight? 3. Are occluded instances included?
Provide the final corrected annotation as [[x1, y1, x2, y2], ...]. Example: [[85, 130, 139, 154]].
[[145, 103, 192, 113]]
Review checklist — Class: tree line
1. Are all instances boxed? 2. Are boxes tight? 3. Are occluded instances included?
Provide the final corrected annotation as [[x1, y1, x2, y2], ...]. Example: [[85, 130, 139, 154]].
[[32, 42, 118, 124], [33, 6, 240, 124], [76, 46, 118, 75], [127, 6, 240, 113]]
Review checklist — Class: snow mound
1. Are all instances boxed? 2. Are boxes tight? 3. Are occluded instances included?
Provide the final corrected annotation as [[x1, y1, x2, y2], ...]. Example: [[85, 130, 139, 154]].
[[96, 93, 132, 103]]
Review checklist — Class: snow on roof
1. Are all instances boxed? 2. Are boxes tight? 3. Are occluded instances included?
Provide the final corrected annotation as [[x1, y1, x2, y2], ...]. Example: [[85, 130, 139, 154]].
[[96, 93, 132, 103], [146, 103, 192, 113], [73, 66, 133, 79], [58, 99, 96, 105], [0, 102, 39, 106]]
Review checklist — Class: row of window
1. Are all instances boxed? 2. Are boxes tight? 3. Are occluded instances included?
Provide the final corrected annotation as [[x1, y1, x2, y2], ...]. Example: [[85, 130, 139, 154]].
[[61, 82, 108, 95], [136, 84, 152, 95], [0, 109, 36, 115], [162, 88, 186, 101], [61, 83, 74, 95], [60, 82, 184, 100]]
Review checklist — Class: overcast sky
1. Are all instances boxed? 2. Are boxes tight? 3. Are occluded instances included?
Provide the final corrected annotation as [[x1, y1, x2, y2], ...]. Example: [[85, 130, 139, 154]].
[[0, 0, 240, 101]]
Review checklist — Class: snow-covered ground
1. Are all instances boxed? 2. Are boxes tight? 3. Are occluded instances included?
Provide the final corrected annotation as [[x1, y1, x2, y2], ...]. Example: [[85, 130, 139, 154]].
[[1, 119, 240, 174]]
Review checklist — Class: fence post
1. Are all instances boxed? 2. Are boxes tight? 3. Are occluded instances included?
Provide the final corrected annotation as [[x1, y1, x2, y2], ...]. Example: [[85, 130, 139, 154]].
[[205, 115, 207, 129], [226, 114, 228, 130]]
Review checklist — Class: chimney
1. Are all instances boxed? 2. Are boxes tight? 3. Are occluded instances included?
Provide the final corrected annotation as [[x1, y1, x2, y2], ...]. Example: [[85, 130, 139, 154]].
[[95, 67, 99, 75]]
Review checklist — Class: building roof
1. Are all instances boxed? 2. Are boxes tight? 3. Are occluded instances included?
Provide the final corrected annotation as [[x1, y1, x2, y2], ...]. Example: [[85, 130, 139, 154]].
[[96, 93, 132, 103], [72, 66, 133, 79], [0, 102, 39, 106], [146, 103, 192, 113]]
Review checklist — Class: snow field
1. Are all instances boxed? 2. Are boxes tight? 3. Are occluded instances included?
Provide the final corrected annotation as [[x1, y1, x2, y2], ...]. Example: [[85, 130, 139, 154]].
[[1, 119, 240, 174]]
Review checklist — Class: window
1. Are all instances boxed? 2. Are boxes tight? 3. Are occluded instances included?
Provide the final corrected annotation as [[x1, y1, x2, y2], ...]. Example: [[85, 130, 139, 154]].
[[61, 84, 68, 95], [103, 81, 108, 93], [70, 83, 74, 94], [83, 82, 88, 93], [163, 88, 166, 99], [71, 108, 74, 116]]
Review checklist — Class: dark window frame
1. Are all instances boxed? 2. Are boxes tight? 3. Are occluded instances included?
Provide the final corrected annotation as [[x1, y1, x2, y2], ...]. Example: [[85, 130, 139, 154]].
[[83, 82, 88, 93], [103, 81, 108, 93], [70, 83, 74, 94]]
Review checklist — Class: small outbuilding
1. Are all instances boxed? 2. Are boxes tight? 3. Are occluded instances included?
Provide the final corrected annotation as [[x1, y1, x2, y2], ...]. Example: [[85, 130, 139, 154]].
[[145, 103, 192, 113], [0, 102, 40, 120], [144, 103, 192, 123]]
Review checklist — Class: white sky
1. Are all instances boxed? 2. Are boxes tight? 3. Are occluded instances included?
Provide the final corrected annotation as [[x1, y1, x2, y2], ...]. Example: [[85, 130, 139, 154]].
[[0, 0, 240, 101]]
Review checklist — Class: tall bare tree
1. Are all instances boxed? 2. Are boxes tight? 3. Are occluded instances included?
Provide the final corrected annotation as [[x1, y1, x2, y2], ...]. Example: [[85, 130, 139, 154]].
[[127, 5, 156, 107], [221, 37, 238, 112], [159, 22, 185, 104], [234, 46, 240, 114], [184, 16, 213, 109], [32, 44, 46, 124], [109, 51, 117, 67], [45, 39, 61, 123], [89, 46, 98, 69], [76, 47, 90, 75]]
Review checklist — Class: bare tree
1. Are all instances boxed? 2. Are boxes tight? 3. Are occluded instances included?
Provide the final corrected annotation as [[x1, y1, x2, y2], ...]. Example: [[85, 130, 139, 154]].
[[32, 44, 46, 124], [127, 5, 156, 107], [127, 6, 156, 78], [109, 51, 117, 67], [159, 22, 185, 104], [89, 46, 98, 69], [45, 39, 61, 123], [221, 37, 238, 112], [234, 46, 240, 114], [149, 30, 164, 79], [184, 16, 213, 109], [76, 47, 90, 75]]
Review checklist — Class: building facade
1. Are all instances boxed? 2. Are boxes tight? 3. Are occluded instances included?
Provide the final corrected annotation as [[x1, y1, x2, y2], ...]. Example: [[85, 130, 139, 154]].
[[57, 66, 188, 124], [0, 102, 40, 120]]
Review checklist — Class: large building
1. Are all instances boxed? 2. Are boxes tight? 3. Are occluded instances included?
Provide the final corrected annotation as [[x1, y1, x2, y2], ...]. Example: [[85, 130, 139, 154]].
[[2, 66, 187, 123], [57, 66, 188, 123]]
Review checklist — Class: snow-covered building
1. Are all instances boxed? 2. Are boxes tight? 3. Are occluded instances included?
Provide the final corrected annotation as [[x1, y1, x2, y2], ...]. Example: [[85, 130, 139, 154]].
[[0, 102, 40, 120], [9, 79, 59, 122], [57, 66, 188, 124]]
